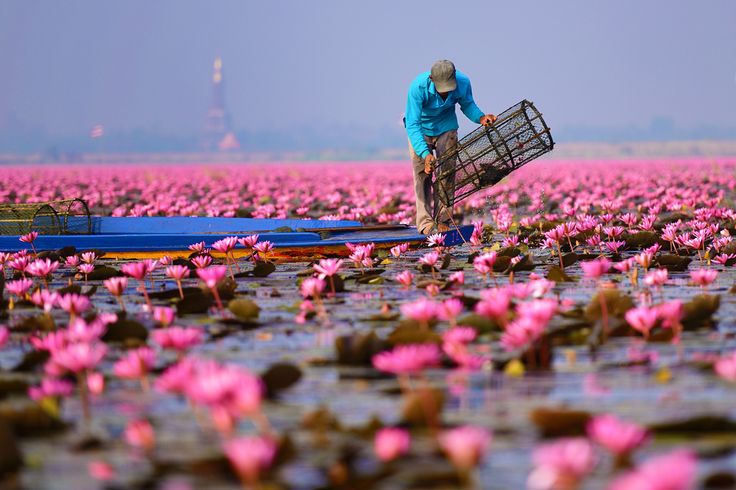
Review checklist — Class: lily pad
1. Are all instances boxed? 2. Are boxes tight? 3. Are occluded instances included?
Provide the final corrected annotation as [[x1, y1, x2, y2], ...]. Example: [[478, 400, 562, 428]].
[[176, 291, 214, 315], [387, 324, 442, 346], [12, 350, 50, 373], [650, 415, 736, 434], [102, 314, 149, 342], [547, 265, 575, 283], [149, 287, 201, 300], [655, 254, 692, 272], [0, 421, 22, 476], [228, 298, 261, 321], [261, 363, 303, 398], [252, 261, 276, 277], [584, 289, 634, 322], [0, 398, 66, 435], [335, 331, 388, 366], [624, 231, 660, 249], [681, 294, 720, 329], [401, 387, 444, 427], [531, 407, 592, 438], [86, 265, 122, 281]]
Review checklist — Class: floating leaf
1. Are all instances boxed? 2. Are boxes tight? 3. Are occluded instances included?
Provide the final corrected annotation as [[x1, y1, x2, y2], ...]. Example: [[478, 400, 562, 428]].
[[102, 314, 148, 342], [228, 298, 261, 321], [530, 407, 592, 438], [547, 265, 575, 283], [456, 313, 500, 334], [561, 252, 579, 267], [650, 415, 736, 434], [0, 374, 29, 399], [584, 289, 634, 322], [0, 399, 66, 435], [86, 266, 122, 281], [176, 291, 214, 315], [12, 350, 50, 373], [261, 363, 303, 398], [682, 294, 720, 328], [335, 331, 388, 366], [0, 421, 22, 476], [493, 255, 512, 272], [624, 231, 660, 249], [149, 287, 200, 300], [402, 387, 443, 427], [655, 254, 692, 272], [252, 261, 276, 277], [387, 324, 441, 346]]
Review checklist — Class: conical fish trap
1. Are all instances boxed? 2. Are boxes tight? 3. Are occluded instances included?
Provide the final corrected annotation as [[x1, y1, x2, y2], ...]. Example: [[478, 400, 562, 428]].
[[433, 99, 553, 214], [0, 199, 91, 235]]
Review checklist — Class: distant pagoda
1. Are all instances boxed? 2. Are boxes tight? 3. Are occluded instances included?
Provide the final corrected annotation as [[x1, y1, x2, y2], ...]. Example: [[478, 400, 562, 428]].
[[203, 56, 240, 151]]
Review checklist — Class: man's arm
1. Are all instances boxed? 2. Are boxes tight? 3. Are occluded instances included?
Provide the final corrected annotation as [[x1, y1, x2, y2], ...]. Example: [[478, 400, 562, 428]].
[[405, 87, 430, 159], [459, 80, 497, 126]]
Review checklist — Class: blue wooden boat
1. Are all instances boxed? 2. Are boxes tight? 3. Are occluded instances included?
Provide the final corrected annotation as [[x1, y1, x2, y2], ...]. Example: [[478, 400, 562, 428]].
[[0, 217, 473, 261]]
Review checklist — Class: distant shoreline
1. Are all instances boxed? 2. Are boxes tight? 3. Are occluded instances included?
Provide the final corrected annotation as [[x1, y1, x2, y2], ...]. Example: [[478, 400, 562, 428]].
[[1, 140, 735, 164]]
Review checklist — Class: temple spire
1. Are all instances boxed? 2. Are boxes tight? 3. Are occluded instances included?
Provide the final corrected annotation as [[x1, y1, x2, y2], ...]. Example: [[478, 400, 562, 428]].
[[203, 56, 240, 151]]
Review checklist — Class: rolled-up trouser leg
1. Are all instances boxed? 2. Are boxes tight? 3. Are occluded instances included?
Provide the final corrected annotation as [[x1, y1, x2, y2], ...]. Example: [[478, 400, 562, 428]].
[[433, 129, 458, 224], [409, 136, 436, 234]]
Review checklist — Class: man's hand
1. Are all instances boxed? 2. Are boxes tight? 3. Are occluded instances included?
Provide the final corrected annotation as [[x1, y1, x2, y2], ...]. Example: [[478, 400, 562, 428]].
[[424, 153, 436, 175], [480, 114, 497, 126]]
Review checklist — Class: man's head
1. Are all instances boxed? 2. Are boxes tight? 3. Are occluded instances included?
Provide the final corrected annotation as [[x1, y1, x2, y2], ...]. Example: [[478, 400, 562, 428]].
[[430, 60, 457, 94]]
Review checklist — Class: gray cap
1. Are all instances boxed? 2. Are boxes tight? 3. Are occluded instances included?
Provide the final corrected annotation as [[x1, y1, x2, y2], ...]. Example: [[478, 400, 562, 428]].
[[430, 60, 457, 92]]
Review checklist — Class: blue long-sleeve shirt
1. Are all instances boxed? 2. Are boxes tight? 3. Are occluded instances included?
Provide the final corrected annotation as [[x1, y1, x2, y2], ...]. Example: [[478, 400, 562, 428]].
[[405, 70, 484, 159]]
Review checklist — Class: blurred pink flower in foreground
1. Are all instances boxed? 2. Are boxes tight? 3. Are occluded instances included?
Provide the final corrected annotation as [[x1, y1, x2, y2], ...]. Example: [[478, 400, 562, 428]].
[[607, 449, 696, 490], [372, 343, 440, 375], [690, 268, 718, 287], [438, 425, 491, 472], [527, 438, 595, 490], [587, 414, 648, 456], [223, 435, 277, 486], [714, 351, 736, 382], [374, 427, 410, 462]]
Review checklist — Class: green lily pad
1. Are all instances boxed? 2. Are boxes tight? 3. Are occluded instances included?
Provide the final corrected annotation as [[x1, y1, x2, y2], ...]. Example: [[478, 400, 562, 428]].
[[228, 298, 261, 321], [261, 363, 302, 398]]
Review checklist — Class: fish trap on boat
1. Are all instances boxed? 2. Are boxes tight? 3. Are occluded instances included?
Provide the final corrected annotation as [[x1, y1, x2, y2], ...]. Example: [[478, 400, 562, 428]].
[[432, 99, 553, 215], [0, 199, 91, 235]]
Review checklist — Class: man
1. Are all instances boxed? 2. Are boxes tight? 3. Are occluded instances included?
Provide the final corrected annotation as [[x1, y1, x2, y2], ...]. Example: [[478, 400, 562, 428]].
[[405, 60, 496, 234]]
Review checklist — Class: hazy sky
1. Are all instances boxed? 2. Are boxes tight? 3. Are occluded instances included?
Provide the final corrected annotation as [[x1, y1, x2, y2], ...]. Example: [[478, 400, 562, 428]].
[[1, 0, 735, 138]]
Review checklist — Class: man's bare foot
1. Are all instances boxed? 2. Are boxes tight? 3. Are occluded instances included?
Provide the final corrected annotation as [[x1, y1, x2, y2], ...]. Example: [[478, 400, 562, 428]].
[[437, 222, 450, 232]]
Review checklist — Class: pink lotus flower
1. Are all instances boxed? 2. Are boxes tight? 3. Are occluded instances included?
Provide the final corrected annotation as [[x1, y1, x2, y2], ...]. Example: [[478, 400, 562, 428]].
[[191, 255, 212, 269], [5, 278, 33, 298], [442, 326, 477, 345], [188, 241, 206, 253], [104, 276, 128, 296], [20, 231, 38, 243], [0, 326, 8, 348], [581, 258, 611, 279], [113, 346, 156, 381], [714, 352, 736, 382], [87, 371, 105, 395], [121, 261, 150, 280], [65, 255, 80, 267], [438, 425, 491, 472], [52, 342, 107, 373], [67, 317, 107, 343], [587, 414, 648, 455], [372, 343, 440, 375], [78, 263, 95, 278], [528, 438, 595, 490], [212, 236, 238, 254], [473, 252, 497, 276], [313, 258, 343, 279], [426, 233, 446, 247], [196, 265, 227, 289], [165, 264, 190, 280], [158, 255, 173, 266], [57, 293, 91, 317], [124, 419, 156, 452], [223, 435, 277, 486], [152, 327, 204, 353], [438, 298, 464, 323], [475, 289, 511, 321], [625, 306, 659, 338], [80, 251, 97, 264], [300, 277, 326, 298], [253, 240, 274, 255], [27, 258, 59, 278], [390, 243, 410, 258], [400, 298, 438, 324], [449, 270, 465, 285], [374, 427, 410, 462], [613, 258, 635, 273], [238, 234, 259, 249], [644, 268, 668, 287], [395, 270, 414, 289], [28, 378, 74, 401], [30, 289, 59, 312], [419, 251, 439, 268], [88, 461, 114, 481], [690, 268, 718, 287], [607, 450, 696, 490], [153, 306, 176, 326], [635, 251, 654, 270]]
